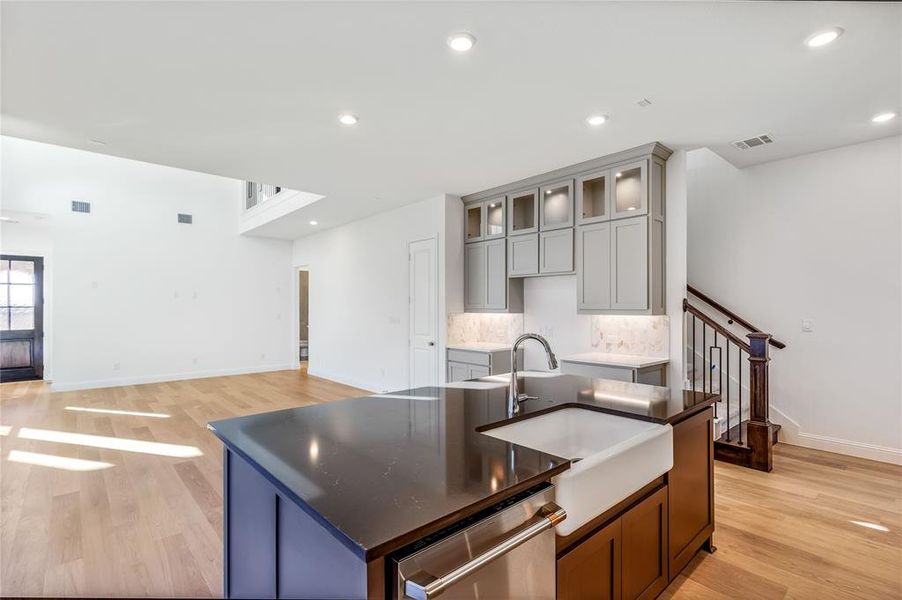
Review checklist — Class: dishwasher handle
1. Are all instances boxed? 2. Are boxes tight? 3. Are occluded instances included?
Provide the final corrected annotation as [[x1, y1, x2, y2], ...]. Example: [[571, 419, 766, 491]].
[[404, 502, 566, 600]]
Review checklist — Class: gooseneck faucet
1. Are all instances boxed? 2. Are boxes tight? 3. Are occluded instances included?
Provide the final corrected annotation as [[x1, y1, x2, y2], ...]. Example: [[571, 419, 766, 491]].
[[508, 333, 558, 416]]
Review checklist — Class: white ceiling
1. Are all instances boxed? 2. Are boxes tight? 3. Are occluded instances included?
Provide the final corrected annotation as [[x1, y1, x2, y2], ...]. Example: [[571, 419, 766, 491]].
[[2, 1, 900, 236]]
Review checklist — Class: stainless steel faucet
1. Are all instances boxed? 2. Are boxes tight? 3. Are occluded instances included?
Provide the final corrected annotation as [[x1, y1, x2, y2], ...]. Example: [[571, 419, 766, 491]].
[[508, 333, 558, 416]]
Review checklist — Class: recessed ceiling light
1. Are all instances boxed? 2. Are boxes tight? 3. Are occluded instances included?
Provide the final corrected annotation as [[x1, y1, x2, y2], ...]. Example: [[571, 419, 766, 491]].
[[447, 32, 476, 52], [586, 114, 608, 127], [806, 27, 843, 48], [309, 220, 318, 225], [338, 113, 359, 126], [872, 112, 897, 124], [615, 172, 622, 178]]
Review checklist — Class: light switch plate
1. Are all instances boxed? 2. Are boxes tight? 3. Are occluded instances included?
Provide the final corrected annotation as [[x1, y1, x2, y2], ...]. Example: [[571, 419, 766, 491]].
[[801, 319, 814, 333]]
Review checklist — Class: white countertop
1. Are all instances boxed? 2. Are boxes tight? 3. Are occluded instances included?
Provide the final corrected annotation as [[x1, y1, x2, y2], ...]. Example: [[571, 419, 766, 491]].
[[447, 342, 512, 352], [559, 352, 669, 369]]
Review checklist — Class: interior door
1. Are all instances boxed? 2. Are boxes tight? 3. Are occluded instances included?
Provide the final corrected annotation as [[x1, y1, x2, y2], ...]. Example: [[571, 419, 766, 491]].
[[0, 255, 44, 382], [409, 237, 438, 388]]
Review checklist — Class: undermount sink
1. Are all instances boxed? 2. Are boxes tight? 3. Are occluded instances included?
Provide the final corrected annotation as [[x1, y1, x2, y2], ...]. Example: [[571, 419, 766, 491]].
[[482, 407, 673, 536]]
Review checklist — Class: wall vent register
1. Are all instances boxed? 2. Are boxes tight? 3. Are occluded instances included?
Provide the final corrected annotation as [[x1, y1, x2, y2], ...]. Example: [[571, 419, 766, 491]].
[[177, 213, 193, 224], [71, 200, 91, 213], [732, 134, 774, 150]]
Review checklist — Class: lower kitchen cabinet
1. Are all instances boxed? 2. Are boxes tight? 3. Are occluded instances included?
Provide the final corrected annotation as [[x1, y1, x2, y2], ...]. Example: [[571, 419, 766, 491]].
[[557, 486, 667, 600], [557, 518, 621, 600], [668, 407, 715, 577], [621, 487, 669, 600], [446, 347, 523, 382]]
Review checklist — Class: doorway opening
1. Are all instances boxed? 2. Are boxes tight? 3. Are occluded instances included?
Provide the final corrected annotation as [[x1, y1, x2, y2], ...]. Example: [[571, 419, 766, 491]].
[[0, 255, 44, 382], [298, 267, 309, 373]]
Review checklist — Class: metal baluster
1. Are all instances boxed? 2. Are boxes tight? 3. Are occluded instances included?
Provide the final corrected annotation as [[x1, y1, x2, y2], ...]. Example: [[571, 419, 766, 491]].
[[726, 342, 731, 442], [702, 325, 707, 395], [692, 315, 704, 398], [739, 348, 744, 445]]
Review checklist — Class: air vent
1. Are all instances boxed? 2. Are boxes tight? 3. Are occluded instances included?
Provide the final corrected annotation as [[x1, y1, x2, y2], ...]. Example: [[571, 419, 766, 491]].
[[71, 200, 91, 213], [732, 134, 774, 151], [177, 213, 193, 224]]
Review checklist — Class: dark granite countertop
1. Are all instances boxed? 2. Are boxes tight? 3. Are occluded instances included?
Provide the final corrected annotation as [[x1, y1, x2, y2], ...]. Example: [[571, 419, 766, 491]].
[[208, 374, 716, 561]]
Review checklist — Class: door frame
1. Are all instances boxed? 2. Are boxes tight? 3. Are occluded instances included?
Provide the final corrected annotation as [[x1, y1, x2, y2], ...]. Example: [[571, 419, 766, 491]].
[[291, 265, 311, 371], [408, 234, 439, 389], [0, 254, 44, 382]]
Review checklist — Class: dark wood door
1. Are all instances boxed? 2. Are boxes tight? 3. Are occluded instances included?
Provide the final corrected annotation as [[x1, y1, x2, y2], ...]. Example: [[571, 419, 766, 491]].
[[668, 407, 715, 576], [0, 255, 43, 382], [622, 486, 668, 600], [557, 518, 621, 600]]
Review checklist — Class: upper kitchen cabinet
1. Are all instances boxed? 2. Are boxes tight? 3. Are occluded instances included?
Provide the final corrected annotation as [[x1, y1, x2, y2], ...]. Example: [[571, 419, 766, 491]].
[[465, 238, 523, 312], [507, 188, 539, 236], [465, 197, 506, 243], [484, 197, 506, 239], [576, 169, 611, 225], [611, 160, 648, 218], [465, 202, 484, 242], [539, 180, 574, 230]]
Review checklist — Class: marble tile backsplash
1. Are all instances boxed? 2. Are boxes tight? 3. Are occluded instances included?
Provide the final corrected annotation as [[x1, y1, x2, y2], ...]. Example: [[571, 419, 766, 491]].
[[590, 315, 670, 357], [447, 313, 524, 345]]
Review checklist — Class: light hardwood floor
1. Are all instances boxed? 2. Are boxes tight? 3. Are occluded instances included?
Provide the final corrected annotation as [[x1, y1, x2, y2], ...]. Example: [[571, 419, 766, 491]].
[[1, 371, 900, 598]]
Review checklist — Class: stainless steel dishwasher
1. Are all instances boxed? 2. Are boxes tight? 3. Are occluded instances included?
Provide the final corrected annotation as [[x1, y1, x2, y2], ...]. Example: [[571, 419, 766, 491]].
[[392, 483, 565, 600]]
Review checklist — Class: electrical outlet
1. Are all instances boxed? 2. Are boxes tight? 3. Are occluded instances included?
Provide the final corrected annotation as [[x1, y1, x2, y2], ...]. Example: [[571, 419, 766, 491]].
[[801, 319, 814, 333], [113, 362, 121, 371]]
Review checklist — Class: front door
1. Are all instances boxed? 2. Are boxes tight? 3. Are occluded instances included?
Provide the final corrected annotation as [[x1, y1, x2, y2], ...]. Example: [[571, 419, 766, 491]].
[[0, 255, 44, 382], [408, 237, 438, 388]]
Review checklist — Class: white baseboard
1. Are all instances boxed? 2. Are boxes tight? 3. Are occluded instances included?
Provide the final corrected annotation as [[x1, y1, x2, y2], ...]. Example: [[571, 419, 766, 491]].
[[305, 366, 380, 394], [50, 364, 296, 392]]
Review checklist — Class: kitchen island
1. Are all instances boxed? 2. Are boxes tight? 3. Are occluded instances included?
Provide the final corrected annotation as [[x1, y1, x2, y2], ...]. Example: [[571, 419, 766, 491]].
[[209, 374, 717, 599]]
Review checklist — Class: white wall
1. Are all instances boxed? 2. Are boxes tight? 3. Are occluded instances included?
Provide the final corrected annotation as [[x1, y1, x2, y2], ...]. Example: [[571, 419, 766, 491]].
[[688, 136, 902, 463], [1, 136, 295, 390], [292, 194, 459, 393], [665, 150, 688, 398]]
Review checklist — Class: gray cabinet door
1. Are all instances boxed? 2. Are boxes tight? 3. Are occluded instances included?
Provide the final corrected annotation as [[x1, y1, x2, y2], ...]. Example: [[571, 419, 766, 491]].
[[539, 228, 574, 274], [611, 160, 648, 219], [577, 223, 612, 310], [464, 242, 487, 309], [611, 216, 648, 310], [484, 197, 506, 240], [448, 361, 470, 382], [485, 239, 507, 309], [508, 188, 539, 236], [465, 202, 485, 243], [576, 169, 612, 225], [508, 233, 539, 277], [539, 179, 574, 231], [468, 365, 490, 379]]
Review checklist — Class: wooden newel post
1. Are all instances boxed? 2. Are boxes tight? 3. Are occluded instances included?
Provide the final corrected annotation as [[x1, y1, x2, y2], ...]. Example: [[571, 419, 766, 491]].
[[746, 332, 773, 472]]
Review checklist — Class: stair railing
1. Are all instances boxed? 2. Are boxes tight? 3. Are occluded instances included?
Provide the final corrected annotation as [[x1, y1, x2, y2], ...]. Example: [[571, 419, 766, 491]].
[[683, 297, 776, 472]]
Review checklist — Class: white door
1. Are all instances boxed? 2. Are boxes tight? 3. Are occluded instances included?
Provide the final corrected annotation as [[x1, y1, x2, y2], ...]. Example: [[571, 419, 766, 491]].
[[409, 237, 438, 388]]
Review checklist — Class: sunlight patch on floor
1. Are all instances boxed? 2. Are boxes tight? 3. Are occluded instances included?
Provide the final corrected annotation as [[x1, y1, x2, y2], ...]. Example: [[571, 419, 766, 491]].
[[7, 449, 114, 471], [65, 405, 170, 418], [18, 427, 203, 457]]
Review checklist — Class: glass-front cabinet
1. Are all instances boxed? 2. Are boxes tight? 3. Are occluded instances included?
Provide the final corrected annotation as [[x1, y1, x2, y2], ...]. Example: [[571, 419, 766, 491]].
[[576, 170, 611, 224], [611, 160, 647, 218], [465, 203, 484, 242], [484, 197, 505, 239], [539, 180, 574, 230], [507, 188, 539, 235]]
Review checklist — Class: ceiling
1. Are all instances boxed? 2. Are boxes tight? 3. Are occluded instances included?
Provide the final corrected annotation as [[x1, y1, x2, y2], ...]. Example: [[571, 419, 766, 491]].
[[2, 1, 900, 236]]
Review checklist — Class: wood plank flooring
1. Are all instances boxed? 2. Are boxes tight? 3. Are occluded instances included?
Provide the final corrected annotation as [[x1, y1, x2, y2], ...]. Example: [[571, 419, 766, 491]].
[[1, 370, 900, 598]]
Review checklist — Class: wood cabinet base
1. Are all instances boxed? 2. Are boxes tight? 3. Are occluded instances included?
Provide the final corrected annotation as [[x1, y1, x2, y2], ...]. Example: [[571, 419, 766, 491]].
[[556, 406, 715, 600]]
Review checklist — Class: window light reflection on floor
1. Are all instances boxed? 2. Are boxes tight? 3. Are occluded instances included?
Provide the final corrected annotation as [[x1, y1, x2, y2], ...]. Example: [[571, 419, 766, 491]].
[[7, 450, 114, 471], [0, 425, 11, 436], [65, 406, 170, 418], [18, 427, 203, 458], [850, 520, 890, 533]]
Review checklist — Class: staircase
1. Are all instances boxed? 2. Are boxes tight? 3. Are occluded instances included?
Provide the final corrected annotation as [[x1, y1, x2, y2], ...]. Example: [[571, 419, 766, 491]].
[[684, 286, 785, 472]]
